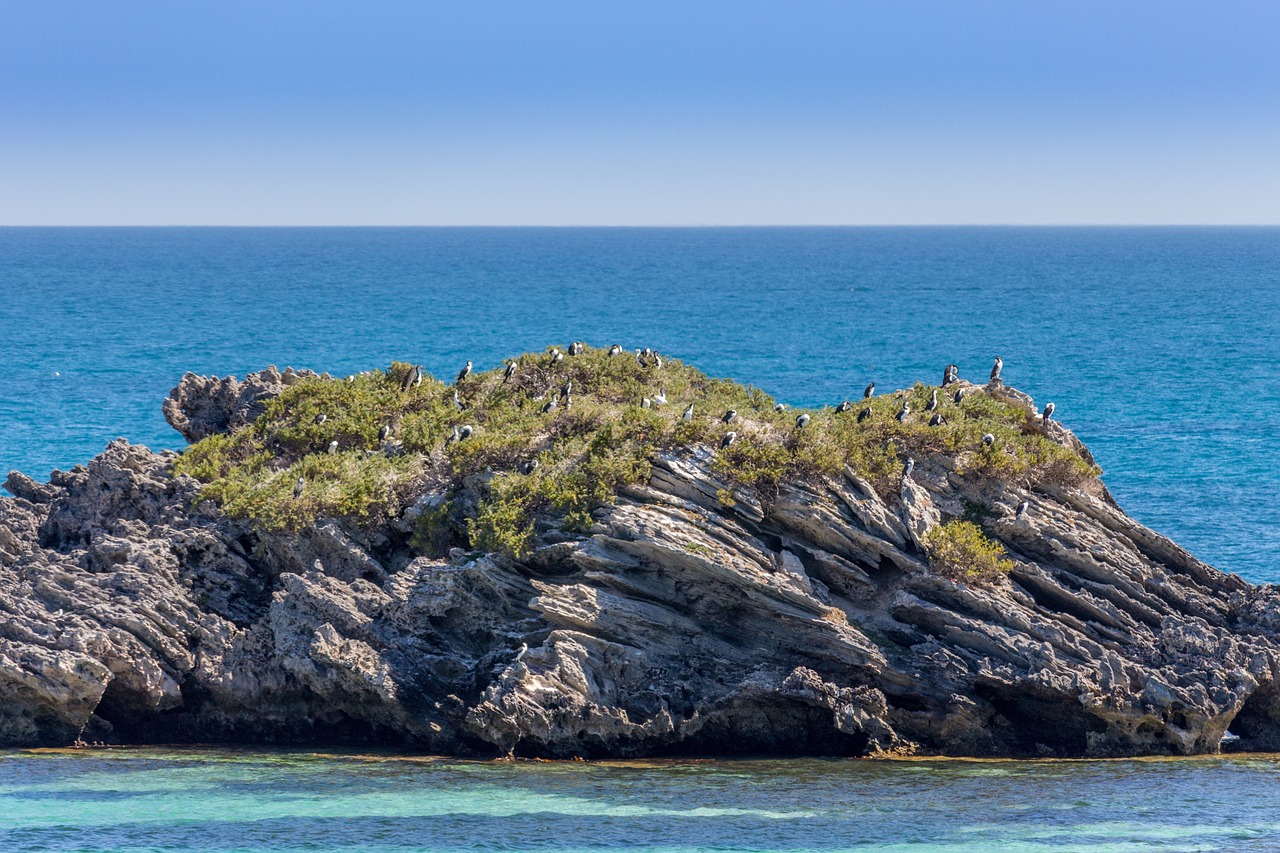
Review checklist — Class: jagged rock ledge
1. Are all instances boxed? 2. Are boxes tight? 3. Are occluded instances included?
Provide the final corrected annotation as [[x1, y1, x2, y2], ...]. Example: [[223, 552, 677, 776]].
[[2, 354, 1279, 759]]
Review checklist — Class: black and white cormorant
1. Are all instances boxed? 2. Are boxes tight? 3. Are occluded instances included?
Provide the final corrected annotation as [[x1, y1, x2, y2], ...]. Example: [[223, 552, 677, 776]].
[[721, 431, 737, 449], [683, 403, 695, 422], [641, 397, 652, 408], [774, 403, 788, 413], [453, 389, 464, 411], [903, 457, 915, 479], [327, 440, 339, 454], [458, 424, 474, 440], [835, 401, 852, 414], [569, 341, 582, 356], [520, 458, 540, 475], [896, 401, 911, 422], [990, 356, 1003, 382], [562, 379, 573, 398], [378, 424, 391, 443], [652, 354, 663, 369], [928, 412, 945, 427], [981, 433, 995, 447], [926, 389, 938, 411], [863, 381, 875, 399], [1016, 500, 1029, 519], [609, 344, 623, 356], [722, 409, 737, 424], [457, 360, 473, 382], [541, 396, 558, 414], [954, 388, 966, 405], [551, 348, 564, 363], [653, 388, 667, 406], [1042, 402, 1055, 423], [796, 413, 811, 429], [293, 477, 305, 499], [313, 413, 327, 425], [504, 360, 518, 382], [943, 364, 958, 386], [857, 407, 871, 423]]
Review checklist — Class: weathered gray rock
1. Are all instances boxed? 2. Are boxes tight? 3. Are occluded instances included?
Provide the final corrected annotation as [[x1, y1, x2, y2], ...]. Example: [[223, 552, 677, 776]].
[[0, 373, 1278, 758]]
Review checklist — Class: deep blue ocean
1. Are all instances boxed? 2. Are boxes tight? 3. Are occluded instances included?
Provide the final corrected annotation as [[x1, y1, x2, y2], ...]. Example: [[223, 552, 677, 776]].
[[2, 226, 1277, 580], [3, 227, 1280, 850]]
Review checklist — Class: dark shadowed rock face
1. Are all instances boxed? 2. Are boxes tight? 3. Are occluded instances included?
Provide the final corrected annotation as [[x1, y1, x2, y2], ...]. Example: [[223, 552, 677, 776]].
[[1, 370, 1278, 758]]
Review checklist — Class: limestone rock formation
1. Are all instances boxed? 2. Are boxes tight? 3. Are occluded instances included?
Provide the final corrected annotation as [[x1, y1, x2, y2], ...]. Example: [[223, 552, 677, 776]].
[[1, 367, 1278, 758]]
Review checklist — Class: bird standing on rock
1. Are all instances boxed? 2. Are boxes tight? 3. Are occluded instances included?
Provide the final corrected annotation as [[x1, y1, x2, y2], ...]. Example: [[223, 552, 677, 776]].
[[990, 357, 1003, 382], [457, 360, 472, 382], [896, 402, 911, 422], [722, 409, 737, 424], [1043, 402, 1056, 424], [943, 364, 958, 386], [721, 431, 737, 449], [864, 382, 875, 399], [903, 457, 915, 479], [1016, 500, 1029, 519]]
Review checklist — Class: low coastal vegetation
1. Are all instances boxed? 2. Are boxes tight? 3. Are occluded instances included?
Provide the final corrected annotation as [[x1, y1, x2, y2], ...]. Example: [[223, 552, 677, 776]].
[[923, 520, 1016, 582], [173, 344, 1098, 560]]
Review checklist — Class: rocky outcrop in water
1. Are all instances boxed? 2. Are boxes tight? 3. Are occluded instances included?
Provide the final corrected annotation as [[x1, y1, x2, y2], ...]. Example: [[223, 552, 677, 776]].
[[2, 367, 1278, 758]]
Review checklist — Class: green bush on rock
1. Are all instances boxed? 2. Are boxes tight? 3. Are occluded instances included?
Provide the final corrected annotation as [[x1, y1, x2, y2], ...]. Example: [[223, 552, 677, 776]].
[[923, 520, 1015, 583], [172, 345, 1099, 557]]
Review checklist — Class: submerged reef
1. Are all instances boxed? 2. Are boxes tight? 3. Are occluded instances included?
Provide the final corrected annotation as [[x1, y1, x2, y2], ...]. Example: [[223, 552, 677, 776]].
[[1, 344, 1276, 758]]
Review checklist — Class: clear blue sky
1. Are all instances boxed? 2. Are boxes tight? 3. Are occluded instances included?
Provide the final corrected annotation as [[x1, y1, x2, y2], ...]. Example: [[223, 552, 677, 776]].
[[2, 1, 1277, 224]]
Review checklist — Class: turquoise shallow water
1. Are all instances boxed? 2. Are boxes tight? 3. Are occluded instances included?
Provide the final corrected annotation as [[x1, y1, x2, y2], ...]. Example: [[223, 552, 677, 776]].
[[1, 226, 1278, 581], [3, 748, 1279, 852]]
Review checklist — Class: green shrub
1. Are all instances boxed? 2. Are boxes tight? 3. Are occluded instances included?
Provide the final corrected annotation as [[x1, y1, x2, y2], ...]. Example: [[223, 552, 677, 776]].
[[171, 346, 1099, 557], [923, 520, 1014, 583]]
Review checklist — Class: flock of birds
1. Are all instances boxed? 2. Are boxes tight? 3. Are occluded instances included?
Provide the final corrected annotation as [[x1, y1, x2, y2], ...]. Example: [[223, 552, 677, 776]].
[[292, 347, 1058, 499]]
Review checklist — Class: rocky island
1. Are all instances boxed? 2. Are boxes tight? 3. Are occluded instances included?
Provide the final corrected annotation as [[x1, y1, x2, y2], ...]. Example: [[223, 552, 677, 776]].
[[2, 345, 1277, 759]]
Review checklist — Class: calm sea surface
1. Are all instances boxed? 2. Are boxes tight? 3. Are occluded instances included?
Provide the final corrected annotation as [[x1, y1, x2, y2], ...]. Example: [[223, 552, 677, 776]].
[[2, 227, 1280, 846], [3, 748, 1280, 852], [2, 226, 1277, 580]]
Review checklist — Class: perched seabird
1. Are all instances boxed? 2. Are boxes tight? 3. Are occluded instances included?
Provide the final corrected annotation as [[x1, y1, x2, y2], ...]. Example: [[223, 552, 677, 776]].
[[943, 364, 958, 386], [863, 382, 875, 399], [683, 402, 695, 422], [774, 403, 788, 413], [563, 392, 573, 409], [609, 344, 623, 356], [721, 431, 737, 449], [903, 457, 915, 479], [990, 356, 1003, 382], [928, 412, 945, 427], [896, 401, 911, 422], [504, 360, 518, 382], [641, 397, 652, 408], [453, 389, 465, 411], [722, 409, 737, 424], [1016, 500, 1029, 519], [635, 349, 646, 367], [313, 413, 327, 425], [378, 424, 391, 443], [835, 401, 852, 414], [796, 413, 811, 429], [293, 477, 305, 499], [926, 389, 938, 411], [519, 458, 540, 475], [857, 407, 871, 423], [561, 379, 573, 398], [327, 440, 339, 455], [400, 365, 422, 393], [954, 388, 966, 405], [981, 433, 996, 447], [568, 341, 582, 356], [551, 348, 564, 364], [457, 360, 473, 382], [653, 388, 667, 406], [515, 642, 529, 662], [449, 425, 460, 443], [458, 424, 474, 440], [1042, 401, 1056, 423], [541, 395, 558, 414], [652, 354, 663, 369]]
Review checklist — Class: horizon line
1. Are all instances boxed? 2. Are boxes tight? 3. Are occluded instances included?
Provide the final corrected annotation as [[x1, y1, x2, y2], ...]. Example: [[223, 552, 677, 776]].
[[2, 223, 1279, 229]]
